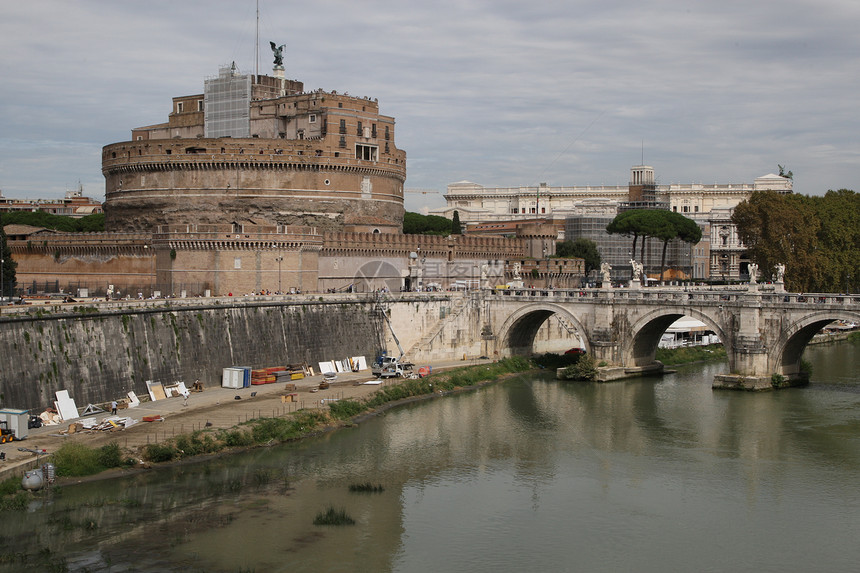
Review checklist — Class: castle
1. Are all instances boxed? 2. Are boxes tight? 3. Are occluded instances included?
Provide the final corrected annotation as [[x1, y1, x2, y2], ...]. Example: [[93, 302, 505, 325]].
[[5, 61, 572, 298]]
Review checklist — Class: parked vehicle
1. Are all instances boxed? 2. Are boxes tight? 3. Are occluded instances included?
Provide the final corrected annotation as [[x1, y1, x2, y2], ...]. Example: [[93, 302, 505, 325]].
[[372, 356, 414, 378]]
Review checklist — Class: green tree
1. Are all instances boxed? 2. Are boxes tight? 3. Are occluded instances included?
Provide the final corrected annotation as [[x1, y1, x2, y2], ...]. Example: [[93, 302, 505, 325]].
[[451, 210, 462, 234], [0, 225, 16, 298], [556, 238, 601, 273], [811, 189, 860, 293], [607, 209, 702, 281], [732, 191, 822, 292], [606, 209, 649, 261], [657, 211, 702, 281], [0, 211, 104, 232], [734, 189, 859, 292], [402, 212, 453, 235]]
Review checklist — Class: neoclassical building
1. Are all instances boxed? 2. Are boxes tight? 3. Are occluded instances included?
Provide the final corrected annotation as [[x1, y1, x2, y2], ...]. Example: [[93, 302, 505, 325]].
[[434, 165, 793, 281], [434, 166, 791, 223]]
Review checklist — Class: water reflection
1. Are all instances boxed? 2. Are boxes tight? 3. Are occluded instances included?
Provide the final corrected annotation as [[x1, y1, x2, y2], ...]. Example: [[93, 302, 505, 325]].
[[0, 340, 857, 572]]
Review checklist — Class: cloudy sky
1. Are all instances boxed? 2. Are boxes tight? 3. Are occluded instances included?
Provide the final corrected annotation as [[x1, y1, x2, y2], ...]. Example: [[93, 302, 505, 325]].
[[1, 0, 858, 212]]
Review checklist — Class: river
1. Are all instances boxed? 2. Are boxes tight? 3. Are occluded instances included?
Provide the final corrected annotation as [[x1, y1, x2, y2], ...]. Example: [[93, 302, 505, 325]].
[[1, 339, 858, 572]]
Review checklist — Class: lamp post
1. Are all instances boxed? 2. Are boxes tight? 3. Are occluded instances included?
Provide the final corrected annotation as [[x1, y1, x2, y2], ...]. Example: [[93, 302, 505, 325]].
[[273, 243, 283, 294], [0, 256, 4, 305]]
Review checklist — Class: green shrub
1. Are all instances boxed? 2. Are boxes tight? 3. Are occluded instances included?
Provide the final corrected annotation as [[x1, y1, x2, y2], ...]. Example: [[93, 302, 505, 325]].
[[0, 493, 29, 511], [174, 431, 221, 457], [328, 399, 366, 420], [52, 443, 106, 477], [0, 476, 21, 497], [97, 442, 124, 468], [143, 443, 177, 463], [563, 354, 598, 381], [219, 429, 255, 448]]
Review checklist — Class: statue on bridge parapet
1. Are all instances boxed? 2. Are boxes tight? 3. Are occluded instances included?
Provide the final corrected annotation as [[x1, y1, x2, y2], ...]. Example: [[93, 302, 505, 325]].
[[748, 263, 759, 285], [773, 262, 786, 292], [774, 263, 785, 283], [509, 261, 524, 288], [600, 262, 612, 288], [629, 259, 643, 290]]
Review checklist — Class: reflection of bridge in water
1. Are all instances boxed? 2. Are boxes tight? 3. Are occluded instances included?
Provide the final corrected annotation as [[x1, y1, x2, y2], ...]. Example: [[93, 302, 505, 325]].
[[394, 287, 860, 390]]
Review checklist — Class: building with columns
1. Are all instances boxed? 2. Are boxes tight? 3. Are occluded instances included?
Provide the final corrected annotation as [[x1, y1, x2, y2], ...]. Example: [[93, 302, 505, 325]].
[[434, 165, 793, 281]]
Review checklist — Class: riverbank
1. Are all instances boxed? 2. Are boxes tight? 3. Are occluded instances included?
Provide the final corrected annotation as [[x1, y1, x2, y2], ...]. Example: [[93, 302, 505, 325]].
[[655, 343, 727, 365], [0, 357, 531, 494]]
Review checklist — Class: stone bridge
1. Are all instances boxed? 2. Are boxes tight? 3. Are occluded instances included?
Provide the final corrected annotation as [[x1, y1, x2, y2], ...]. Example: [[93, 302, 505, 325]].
[[390, 287, 860, 390]]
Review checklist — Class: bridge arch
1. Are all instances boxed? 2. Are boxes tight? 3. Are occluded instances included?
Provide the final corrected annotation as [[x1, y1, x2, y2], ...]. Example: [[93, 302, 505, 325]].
[[771, 310, 860, 377], [625, 307, 731, 369], [496, 302, 589, 357]]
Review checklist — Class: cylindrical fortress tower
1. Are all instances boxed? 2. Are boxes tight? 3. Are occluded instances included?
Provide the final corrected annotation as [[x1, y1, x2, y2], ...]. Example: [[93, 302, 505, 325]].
[[102, 65, 406, 232], [103, 137, 406, 232]]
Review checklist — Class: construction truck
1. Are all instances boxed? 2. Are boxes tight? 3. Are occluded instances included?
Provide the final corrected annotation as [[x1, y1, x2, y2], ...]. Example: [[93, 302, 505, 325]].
[[372, 355, 414, 378]]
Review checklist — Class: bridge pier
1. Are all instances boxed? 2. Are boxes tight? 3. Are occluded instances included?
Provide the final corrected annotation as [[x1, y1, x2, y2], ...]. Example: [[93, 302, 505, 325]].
[[713, 371, 809, 391]]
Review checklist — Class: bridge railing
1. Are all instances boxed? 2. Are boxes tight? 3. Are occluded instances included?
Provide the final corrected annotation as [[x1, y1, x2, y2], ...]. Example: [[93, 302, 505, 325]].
[[489, 287, 860, 307]]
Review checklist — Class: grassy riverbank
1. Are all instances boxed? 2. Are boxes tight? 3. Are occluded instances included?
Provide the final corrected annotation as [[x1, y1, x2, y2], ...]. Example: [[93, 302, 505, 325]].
[[655, 344, 727, 365], [0, 357, 533, 508]]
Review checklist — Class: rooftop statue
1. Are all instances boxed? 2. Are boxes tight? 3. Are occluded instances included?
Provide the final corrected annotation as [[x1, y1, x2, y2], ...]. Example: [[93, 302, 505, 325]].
[[269, 42, 285, 66]]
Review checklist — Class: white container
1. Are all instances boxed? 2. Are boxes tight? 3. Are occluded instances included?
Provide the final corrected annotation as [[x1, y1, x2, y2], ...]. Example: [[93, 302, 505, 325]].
[[221, 368, 243, 389]]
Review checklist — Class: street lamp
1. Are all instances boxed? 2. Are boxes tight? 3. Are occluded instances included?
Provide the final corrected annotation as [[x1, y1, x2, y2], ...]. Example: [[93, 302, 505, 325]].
[[0, 256, 4, 305], [272, 243, 283, 294]]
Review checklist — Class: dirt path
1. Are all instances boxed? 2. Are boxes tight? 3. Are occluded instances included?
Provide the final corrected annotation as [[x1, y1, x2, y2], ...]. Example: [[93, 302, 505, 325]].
[[0, 360, 485, 481]]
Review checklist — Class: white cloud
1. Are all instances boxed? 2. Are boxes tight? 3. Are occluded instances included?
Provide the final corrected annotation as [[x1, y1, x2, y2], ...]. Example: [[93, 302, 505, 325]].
[[1, 0, 858, 207]]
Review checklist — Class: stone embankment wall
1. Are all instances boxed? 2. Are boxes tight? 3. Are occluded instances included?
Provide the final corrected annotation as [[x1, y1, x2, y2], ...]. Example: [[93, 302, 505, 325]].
[[0, 299, 385, 412]]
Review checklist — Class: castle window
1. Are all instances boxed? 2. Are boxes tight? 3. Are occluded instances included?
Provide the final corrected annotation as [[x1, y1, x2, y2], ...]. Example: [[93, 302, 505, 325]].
[[339, 136, 346, 148], [309, 114, 316, 123], [385, 125, 390, 140], [338, 102, 343, 108], [176, 102, 183, 113], [197, 100, 204, 112], [355, 144, 378, 161], [357, 121, 363, 136], [339, 119, 346, 134], [371, 124, 377, 138], [234, 258, 242, 269]]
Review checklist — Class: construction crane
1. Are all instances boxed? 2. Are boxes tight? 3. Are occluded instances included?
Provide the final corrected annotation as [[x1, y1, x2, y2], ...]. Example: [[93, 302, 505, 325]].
[[405, 188, 441, 196]]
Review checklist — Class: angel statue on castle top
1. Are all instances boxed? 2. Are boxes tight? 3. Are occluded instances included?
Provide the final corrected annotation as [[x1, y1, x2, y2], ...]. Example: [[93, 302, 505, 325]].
[[270, 42, 285, 66]]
